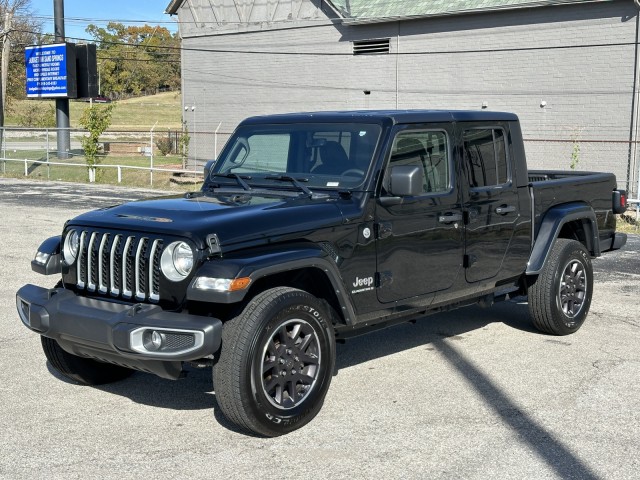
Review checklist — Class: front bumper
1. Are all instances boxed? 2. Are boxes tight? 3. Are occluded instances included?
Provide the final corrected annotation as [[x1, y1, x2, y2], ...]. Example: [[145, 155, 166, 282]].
[[16, 284, 223, 380]]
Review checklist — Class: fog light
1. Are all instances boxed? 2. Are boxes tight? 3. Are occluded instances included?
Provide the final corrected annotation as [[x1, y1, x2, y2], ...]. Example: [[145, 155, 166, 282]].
[[143, 330, 165, 352], [129, 327, 205, 357], [151, 331, 163, 350]]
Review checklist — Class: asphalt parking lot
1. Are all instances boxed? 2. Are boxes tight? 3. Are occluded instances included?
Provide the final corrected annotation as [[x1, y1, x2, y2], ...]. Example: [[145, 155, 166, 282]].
[[0, 178, 638, 479]]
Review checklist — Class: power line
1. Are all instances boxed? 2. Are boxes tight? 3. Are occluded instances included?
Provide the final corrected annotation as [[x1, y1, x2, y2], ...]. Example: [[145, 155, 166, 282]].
[[29, 14, 178, 25], [97, 56, 180, 64], [18, 27, 640, 57], [25, 14, 335, 27]]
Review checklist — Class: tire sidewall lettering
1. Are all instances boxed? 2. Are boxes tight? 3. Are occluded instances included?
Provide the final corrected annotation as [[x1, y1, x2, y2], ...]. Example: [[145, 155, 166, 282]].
[[247, 293, 333, 431], [552, 244, 592, 330]]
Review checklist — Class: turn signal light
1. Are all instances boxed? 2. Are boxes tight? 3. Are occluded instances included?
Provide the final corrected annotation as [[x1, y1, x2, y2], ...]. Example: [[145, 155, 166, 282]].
[[229, 277, 251, 291]]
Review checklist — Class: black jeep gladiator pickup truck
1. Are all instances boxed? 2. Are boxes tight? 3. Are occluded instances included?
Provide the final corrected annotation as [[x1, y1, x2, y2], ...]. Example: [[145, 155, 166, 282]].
[[17, 110, 627, 436]]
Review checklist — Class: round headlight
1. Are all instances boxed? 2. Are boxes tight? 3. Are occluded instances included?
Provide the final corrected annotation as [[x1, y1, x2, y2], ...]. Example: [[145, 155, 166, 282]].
[[63, 230, 80, 265], [160, 241, 194, 281], [173, 242, 194, 276]]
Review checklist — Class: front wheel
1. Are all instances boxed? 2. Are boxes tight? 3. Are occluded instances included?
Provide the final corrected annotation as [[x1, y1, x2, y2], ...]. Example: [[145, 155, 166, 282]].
[[528, 239, 593, 335], [213, 287, 336, 436]]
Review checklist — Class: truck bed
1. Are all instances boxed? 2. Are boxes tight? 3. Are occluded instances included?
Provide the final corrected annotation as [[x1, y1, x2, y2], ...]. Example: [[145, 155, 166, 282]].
[[528, 169, 618, 250]]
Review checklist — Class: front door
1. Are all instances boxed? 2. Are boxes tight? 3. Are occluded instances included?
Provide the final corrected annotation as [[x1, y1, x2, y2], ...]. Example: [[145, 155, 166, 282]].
[[375, 125, 464, 304]]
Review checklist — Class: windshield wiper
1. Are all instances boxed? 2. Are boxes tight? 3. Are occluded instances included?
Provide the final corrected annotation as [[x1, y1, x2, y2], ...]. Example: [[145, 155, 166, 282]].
[[264, 175, 313, 197], [210, 173, 252, 191]]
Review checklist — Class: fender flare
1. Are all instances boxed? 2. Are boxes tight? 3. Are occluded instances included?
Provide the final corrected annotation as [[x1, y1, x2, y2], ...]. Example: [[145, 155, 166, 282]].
[[526, 202, 598, 275], [186, 246, 358, 324]]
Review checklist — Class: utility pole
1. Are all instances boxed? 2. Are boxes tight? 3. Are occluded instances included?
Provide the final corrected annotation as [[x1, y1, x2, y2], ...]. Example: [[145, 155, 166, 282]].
[[54, 0, 70, 159], [0, 11, 13, 128]]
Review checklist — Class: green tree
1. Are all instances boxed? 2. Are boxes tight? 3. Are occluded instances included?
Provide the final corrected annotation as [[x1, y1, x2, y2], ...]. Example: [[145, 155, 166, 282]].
[[179, 120, 189, 168], [79, 103, 115, 174], [85, 23, 180, 98]]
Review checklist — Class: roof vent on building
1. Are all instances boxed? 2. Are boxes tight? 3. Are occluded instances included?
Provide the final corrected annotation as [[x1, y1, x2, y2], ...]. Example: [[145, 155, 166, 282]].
[[353, 38, 390, 55]]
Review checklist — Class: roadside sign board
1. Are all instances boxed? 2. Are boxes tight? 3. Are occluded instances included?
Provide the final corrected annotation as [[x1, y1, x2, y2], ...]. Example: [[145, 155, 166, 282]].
[[25, 43, 77, 98]]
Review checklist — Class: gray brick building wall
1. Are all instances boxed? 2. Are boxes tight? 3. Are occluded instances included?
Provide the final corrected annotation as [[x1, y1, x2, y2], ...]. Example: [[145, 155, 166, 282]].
[[174, 0, 640, 195]]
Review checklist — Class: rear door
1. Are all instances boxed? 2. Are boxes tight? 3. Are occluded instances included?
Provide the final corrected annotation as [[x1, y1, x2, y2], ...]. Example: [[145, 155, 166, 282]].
[[375, 124, 464, 303], [460, 124, 521, 283]]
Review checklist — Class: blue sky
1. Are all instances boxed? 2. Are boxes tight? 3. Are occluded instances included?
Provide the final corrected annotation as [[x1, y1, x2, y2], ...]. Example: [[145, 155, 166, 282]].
[[30, 0, 178, 41]]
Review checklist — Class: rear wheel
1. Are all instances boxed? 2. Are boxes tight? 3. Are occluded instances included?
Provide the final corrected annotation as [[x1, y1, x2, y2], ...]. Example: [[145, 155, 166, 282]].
[[528, 239, 593, 335], [41, 337, 135, 385], [213, 287, 336, 436]]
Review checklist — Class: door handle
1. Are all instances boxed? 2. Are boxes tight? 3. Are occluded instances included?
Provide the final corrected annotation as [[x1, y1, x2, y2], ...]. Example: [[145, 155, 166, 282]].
[[495, 205, 516, 215], [438, 213, 463, 224]]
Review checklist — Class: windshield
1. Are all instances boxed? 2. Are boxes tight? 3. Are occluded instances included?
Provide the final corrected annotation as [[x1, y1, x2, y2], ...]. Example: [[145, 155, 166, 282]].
[[210, 123, 382, 190]]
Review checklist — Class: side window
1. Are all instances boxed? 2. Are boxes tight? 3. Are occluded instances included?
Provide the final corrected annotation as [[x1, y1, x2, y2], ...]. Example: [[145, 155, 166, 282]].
[[463, 129, 509, 188], [389, 130, 450, 194]]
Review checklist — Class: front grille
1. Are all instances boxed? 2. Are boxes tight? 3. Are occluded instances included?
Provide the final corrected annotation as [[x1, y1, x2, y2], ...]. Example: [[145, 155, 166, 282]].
[[74, 230, 163, 303]]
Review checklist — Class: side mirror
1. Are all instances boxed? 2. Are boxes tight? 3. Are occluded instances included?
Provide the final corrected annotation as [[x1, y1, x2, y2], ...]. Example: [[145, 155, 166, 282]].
[[204, 160, 215, 176], [388, 165, 424, 197]]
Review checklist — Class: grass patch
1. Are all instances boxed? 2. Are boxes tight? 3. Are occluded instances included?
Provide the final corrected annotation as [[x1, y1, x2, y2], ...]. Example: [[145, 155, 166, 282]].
[[617, 213, 639, 233], [2, 91, 199, 190], [1, 154, 203, 191], [6, 91, 183, 130], [109, 92, 183, 129]]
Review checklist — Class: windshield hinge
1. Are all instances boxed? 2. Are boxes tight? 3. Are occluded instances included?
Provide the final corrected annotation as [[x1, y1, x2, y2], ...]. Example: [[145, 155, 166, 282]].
[[206, 234, 222, 256]]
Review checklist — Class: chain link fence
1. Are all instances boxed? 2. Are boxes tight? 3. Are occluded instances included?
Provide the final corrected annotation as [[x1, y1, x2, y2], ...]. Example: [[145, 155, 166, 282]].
[[2, 127, 639, 213], [0, 127, 204, 189], [184, 129, 233, 169]]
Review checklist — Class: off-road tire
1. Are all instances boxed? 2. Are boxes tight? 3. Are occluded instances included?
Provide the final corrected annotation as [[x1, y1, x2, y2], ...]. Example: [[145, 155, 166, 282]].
[[41, 336, 135, 385], [213, 287, 336, 437], [529, 239, 593, 335]]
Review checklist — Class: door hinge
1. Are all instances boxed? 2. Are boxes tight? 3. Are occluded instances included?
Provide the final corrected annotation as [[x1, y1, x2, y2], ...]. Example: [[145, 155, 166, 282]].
[[463, 254, 477, 268], [376, 222, 392, 239], [376, 271, 393, 287]]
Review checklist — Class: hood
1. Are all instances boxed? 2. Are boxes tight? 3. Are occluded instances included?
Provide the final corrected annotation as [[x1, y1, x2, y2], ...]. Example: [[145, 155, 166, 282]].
[[67, 191, 346, 250]]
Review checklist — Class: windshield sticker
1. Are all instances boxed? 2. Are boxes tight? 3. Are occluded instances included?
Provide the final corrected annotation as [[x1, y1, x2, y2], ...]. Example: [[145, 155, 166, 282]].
[[327, 181, 340, 187]]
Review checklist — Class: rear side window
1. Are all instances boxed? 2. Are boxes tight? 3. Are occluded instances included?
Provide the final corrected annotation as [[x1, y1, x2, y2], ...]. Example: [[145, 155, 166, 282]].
[[463, 129, 509, 188]]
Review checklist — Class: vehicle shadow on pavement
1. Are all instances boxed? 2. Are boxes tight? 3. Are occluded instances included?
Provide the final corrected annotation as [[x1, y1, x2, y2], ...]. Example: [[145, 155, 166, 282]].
[[431, 337, 599, 480], [335, 299, 536, 370], [44, 299, 565, 441], [334, 300, 600, 480], [42, 300, 538, 412], [45, 362, 216, 411]]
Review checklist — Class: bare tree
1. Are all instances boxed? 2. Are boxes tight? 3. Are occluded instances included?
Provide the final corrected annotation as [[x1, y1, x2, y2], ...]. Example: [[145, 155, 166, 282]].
[[1, 0, 35, 126]]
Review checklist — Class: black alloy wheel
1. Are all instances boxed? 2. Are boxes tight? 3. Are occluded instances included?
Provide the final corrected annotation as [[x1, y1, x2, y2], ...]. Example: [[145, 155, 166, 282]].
[[213, 287, 336, 436], [258, 318, 321, 410], [529, 238, 593, 335]]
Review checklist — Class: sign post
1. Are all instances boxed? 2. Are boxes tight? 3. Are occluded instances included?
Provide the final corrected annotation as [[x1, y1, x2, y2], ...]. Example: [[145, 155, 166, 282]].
[[54, 0, 70, 159]]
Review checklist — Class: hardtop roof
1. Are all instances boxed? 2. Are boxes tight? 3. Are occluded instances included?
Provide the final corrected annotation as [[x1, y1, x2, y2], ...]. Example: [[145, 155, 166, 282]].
[[238, 110, 519, 126]]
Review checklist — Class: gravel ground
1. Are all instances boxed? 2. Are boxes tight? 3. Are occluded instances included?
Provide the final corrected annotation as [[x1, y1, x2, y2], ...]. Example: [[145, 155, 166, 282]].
[[0, 178, 638, 480]]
